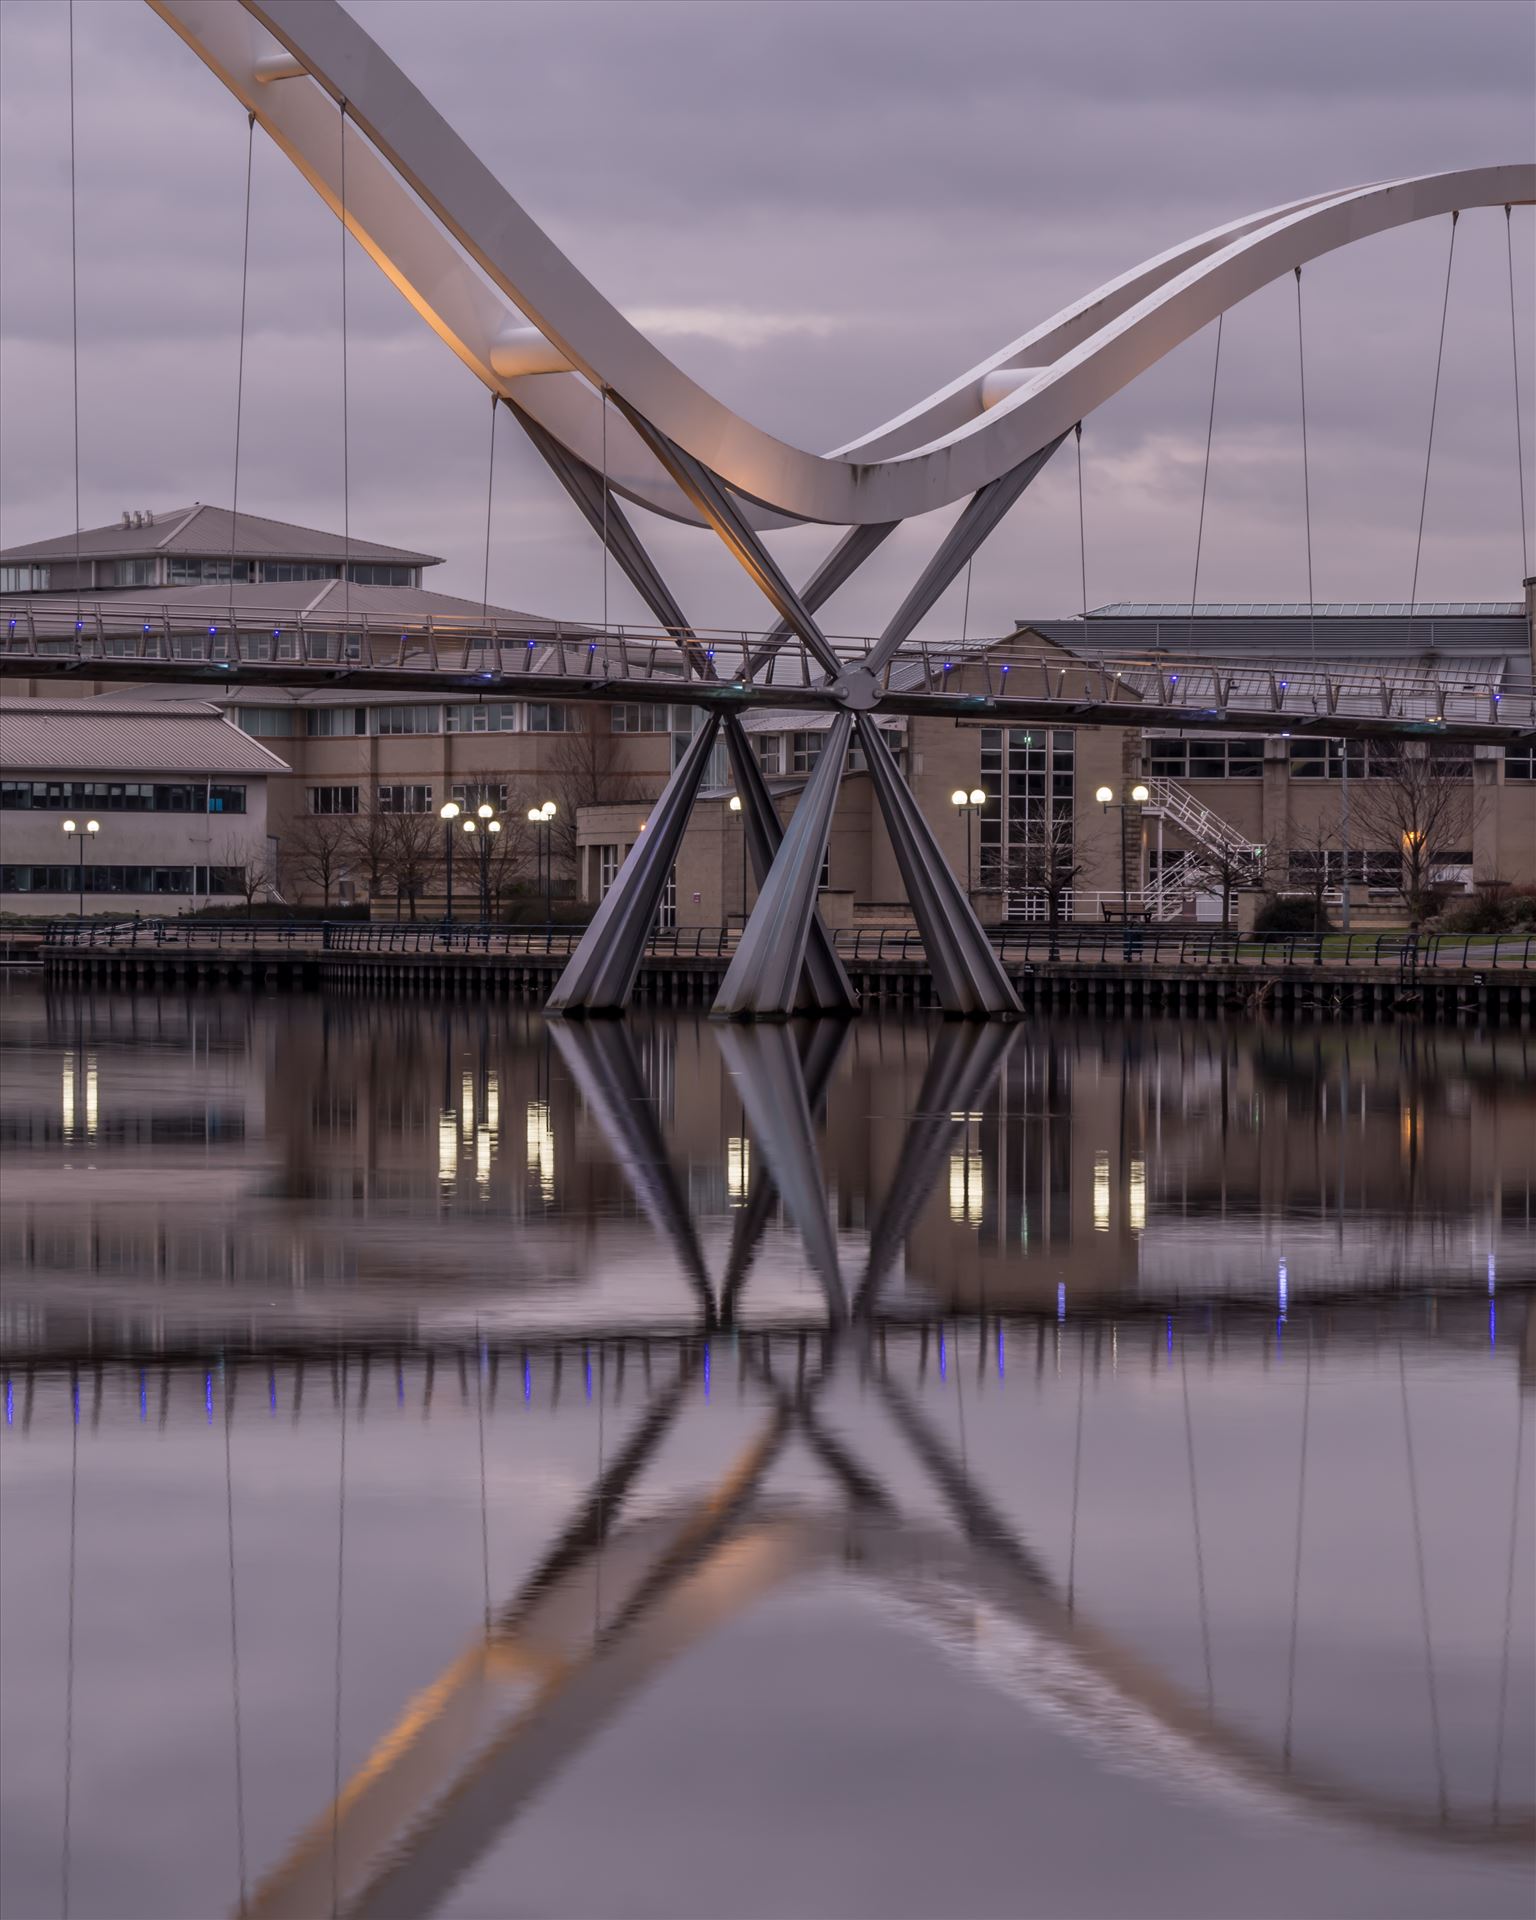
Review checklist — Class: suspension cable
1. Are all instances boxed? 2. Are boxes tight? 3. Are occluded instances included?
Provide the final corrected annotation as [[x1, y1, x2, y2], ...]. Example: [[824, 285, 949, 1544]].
[[67, 0, 81, 629], [600, 387, 610, 633], [1294, 269, 1317, 662], [1506, 207, 1530, 582], [229, 113, 256, 640], [1075, 421, 1088, 627], [224, 1366, 248, 1914], [330, 1355, 348, 1916], [338, 101, 351, 627], [1408, 212, 1458, 648], [480, 396, 498, 627], [1188, 315, 1223, 651]]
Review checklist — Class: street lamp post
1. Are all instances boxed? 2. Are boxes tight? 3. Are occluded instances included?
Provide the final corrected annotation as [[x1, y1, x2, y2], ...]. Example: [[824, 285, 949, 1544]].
[[462, 804, 503, 921], [527, 801, 557, 926], [950, 787, 987, 896], [1095, 783, 1151, 955], [728, 794, 745, 926], [61, 817, 100, 917], [439, 802, 461, 923]]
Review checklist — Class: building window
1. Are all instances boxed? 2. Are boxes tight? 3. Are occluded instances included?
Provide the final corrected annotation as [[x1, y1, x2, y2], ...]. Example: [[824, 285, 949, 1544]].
[[611, 704, 669, 733], [1285, 739, 1468, 780], [167, 558, 254, 584], [788, 732, 824, 774], [597, 844, 622, 897], [450, 782, 509, 814], [525, 703, 576, 733], [110, 558, 157, 587], [377, 784, 433, 814], [371, 704, 440, 736], [0, 565, 49, 592], [980, 726, 1075, 894], [2, 864, 245, 896], [1287, 848, 1401, 887], [0, 780, 243, 814], [345, 563, 415, 587], [445, 702, 520, 733], [309, 786, 359, 815], [1505, 747, 1535, 781], [237, 707, 296, 737], [260, 562, 338, 584], [1147, 734, 1263, 778], [752, 735, 782, 776], [305, 707, 365, 737]]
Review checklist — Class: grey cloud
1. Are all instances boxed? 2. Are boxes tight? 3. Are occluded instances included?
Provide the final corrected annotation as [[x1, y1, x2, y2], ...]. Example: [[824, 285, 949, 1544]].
[[0, 0, 1531, 638]]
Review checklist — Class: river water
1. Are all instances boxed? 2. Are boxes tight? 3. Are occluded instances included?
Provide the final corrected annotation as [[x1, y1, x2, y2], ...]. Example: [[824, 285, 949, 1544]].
[[1, 986, 1532, 1919]]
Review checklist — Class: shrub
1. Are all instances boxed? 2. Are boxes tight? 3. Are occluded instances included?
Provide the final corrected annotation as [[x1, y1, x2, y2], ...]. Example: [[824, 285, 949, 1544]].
[[1253, 894, 1332, 934]]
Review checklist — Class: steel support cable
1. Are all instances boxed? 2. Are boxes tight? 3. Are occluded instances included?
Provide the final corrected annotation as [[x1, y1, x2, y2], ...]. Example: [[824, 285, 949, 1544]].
[[1181, 1344, 1215, 1714], [1506, 208, 1530, 581], [330, 1356, 348, 1920], [1075, 422, 1088, 627], [67, 0, 82, 631], [1188, 315, 1224, 651], [338, 102, 352, 629], [1408, 213, 1458, 650], [224, 1366, 249, 1913], [1397, 1344, 1448, 1818], [1490, 1389, 1527, 1818], [480, 397, 497, 629], [61, 1379, 79, 1920], [1294, 269, 1317, 663], [474, 1323, 491, 1637], [1282, 1331, 1313, 1766], [1066, 1330, 1086, 1612], [601, 388, 610, 642], [229, 113, 256, 642]]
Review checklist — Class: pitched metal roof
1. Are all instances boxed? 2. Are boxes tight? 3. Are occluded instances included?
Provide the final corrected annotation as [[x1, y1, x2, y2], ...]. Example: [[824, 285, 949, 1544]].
[[0, 698, 293, 776], [0, 504, 440, 567], [1089, 601, 1523, 618], [1, 578, 569, 628]]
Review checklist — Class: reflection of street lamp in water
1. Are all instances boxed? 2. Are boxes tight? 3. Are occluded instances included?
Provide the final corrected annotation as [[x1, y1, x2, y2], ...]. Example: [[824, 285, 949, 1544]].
[[61, 817, 100, 917]]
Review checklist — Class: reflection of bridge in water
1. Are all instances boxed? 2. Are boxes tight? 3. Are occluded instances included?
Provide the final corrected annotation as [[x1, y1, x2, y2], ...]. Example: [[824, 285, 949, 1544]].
[[6, 1017, 1531, 1918]]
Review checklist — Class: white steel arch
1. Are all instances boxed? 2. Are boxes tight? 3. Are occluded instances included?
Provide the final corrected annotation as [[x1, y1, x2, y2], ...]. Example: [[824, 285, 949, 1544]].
[[150, 1, 1532, 527]]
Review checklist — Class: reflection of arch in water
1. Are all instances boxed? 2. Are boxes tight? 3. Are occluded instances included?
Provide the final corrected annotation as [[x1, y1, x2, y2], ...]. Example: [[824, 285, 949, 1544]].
[[242, 1454, 1533, 1920]]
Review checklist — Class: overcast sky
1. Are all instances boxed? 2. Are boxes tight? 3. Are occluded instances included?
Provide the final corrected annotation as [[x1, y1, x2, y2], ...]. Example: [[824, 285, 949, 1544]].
[[1, 0, 1532, 637]]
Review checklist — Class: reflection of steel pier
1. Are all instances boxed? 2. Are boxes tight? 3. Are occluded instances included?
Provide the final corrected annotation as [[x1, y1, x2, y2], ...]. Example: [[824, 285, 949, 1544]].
[[8, 1019, 1530, 1917]]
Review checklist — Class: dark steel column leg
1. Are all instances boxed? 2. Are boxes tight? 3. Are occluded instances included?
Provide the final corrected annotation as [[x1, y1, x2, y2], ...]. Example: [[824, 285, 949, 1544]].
[[546, 714, 721, 1013], [856, 715, 1021, 1017], [713, 715, 852, 1019]]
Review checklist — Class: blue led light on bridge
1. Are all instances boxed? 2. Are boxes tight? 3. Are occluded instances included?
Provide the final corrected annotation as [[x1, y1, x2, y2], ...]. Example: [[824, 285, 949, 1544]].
[[523, 1356, 532, 1403], [205, 1372, 214, 1422], [1490, 1301, 1497, 1348], [271, 1373, 280, 1414], [72, 1381, 80, 1425], [583, 1350, 592, 1400], [4, 1381, 11, 1427], [702, 1341, 711, 1400], [937, 1328, 947, 1380], [996, 1327, 1006, 1380], [1166, 1317, 1174, 1354], [1278, 1260, 1289, 1321], [1057, 1283, 1067, 1321], [1488, 1253, 1496, 1294], [139, 1371, 147, 1422]]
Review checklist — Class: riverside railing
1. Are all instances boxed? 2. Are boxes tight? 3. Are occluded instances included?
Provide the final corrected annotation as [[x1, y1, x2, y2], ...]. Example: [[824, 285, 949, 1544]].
[[41, 918, 1535, 970]]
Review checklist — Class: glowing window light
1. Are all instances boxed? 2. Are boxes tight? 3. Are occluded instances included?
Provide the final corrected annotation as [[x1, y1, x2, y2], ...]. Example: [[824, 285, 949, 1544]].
[[1093, 1150, 1111, 1231], [475, 1123, 492, 1189], [948, 1111, 984, 1224], [726, 1135, 750, 1204], [438, 1110, 458, 1186], [461, 1070, 476, 1136], [85, 1051, 98, 1143], [485, 1071, 500, 1135], [526, 1100, 556, 1202], [61, 1050, 75, 1141], [1128, 1156, 1146, 1233], [1488, 1252, 1496, 1296], [1278, 1259, 1289, 1321]]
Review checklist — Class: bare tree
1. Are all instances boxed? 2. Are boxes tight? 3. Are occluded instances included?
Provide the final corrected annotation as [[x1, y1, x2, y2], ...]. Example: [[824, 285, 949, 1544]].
[[1184, 844, 1252, 932], [1349, 743, 1479, 929], [346, 805, 396, 905], [283, 810, 352, 907], [379, 810, 441, 920], [1000, 815, 1082, 929], [223, 832, 278, 918], [1286, 817, 1339, 932], [544, 712, 646, 891]]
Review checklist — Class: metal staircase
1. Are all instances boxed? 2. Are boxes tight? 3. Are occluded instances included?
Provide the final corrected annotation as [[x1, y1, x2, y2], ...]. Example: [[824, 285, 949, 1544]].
[[1140, 778, 1265, 919]]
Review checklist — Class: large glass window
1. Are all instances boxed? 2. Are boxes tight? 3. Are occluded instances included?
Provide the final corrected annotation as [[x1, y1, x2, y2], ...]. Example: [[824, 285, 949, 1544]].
[[305, 707, 366, 737], [1, 864, 246, 895], [237, 707, 296, 737], [445, 702, 520, 733], [376, 784, 433, 814], [1504, 747, 1535, 781], [597, 845, 622, 897], [979, 726, 1075, 897], [788, 732, 824, 774], [450, 782, 509, 814], [110, 559, 157, 587], [752, 735, 782, 776], [309, 786, 359, 815], [260, 562, 338, 584], [611, 703, 669, 733], [0, 780, 242, 813], [167, 558, 254, 584], [0, 565, 49, 592], [1147, 734, 1263, 778], [1287, 848, 1401, 887], [526, 703, 576, 733], [345, 563, 415, 587], [371, 705, 440, 736]]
